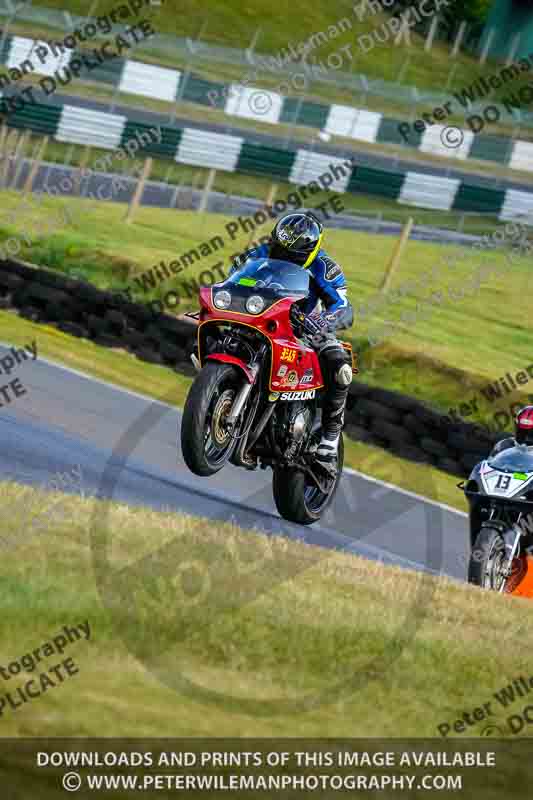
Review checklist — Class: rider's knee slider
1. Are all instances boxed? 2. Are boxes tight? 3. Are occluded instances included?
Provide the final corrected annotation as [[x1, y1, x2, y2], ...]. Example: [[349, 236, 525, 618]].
[[336, 363, 353, 386]]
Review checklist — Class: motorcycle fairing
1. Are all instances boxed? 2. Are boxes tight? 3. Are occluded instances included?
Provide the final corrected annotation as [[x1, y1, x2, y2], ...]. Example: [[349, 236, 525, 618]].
[[269, 338, 324, 392], [197, 287, 325, 392], [206, 353, 255, 383], [479, 451, 533, 499]]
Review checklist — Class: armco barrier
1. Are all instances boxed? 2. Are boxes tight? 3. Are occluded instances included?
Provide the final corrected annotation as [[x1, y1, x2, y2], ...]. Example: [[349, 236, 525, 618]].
[[0, 258, 508, 479], [3, 30, 533, 173], [3, 97, 533, 218]]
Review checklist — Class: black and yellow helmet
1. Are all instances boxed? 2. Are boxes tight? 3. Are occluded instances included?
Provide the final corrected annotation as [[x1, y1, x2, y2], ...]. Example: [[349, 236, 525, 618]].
[[270, 212, 323, 268]]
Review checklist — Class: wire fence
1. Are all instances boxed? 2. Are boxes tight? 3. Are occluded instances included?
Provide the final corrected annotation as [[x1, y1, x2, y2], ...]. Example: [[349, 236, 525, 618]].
[[2, 0, 531, 127]]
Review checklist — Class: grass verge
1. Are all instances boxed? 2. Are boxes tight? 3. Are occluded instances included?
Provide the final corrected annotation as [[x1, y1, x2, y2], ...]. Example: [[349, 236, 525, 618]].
[[0, 479, 532, 741]]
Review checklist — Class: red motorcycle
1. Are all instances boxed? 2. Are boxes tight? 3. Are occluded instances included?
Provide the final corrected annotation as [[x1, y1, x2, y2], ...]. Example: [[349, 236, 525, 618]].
[[181, 257, 354, 525]]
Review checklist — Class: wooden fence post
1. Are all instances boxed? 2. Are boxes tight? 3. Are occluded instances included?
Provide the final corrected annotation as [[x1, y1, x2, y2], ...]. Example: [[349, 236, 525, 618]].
[[479, 28, 495, 65], [451, 21, 467, 58], [0, 122, 8, 156], [424, 15, 440, 52], [10, 129, 30, 190], [265, 182, 278, 208], [125, 157, 153, 224], [23, 135, 49, 195], [74, 144, 92, 195], [198, 167, 216, 213], [1, 128, 19, 188], [380, 217, 413, 293]]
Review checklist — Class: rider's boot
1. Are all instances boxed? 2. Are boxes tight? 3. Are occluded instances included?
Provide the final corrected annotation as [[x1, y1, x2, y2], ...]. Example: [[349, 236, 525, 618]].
[[315, 350, 352, 475], [316, 404, 345, 474]]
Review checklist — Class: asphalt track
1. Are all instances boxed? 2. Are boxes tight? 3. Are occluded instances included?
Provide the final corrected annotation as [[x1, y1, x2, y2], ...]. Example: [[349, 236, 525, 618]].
[[16, 160, 480, 246], [0, 341, 469, 582]]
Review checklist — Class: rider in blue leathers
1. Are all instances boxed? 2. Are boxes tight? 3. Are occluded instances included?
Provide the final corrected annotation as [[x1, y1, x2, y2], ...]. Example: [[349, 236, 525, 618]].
[[230, 211, 354, 471]]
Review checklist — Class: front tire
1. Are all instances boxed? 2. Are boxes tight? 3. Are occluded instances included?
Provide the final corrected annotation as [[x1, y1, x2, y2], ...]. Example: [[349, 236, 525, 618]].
[[181, 362, 242, 476], [468, 526, 508, 591], [272, 435, 344, 525]]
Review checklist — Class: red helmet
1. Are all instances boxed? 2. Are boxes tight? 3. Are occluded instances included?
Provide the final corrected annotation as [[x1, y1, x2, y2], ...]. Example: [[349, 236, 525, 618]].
[[515, 406, 533, 445]]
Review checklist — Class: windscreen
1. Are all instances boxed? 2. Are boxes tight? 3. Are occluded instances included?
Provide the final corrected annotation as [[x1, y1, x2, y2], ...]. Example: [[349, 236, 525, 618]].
[[487, 445, 533, 473], [227, 258, 309, 297]]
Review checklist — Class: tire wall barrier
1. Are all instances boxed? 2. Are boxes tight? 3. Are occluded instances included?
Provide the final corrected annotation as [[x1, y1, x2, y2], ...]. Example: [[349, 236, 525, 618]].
[[0, 258, 507, 479], [0, 257, 199, 376], [345, 382, 506, 479]]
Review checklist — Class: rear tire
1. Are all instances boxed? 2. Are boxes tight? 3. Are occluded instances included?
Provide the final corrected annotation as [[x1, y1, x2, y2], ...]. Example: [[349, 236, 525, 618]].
[[181, 362, 242, 476], [272, 435, 344, 525]]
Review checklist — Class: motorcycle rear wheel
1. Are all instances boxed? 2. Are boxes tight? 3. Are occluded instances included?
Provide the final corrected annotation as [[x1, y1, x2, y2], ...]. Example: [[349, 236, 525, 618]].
[[180, 362, 241, 476], [272, 435, 344, 525]]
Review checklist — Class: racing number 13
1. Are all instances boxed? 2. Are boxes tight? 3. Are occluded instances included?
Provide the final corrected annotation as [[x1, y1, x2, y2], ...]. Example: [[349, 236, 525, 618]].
[[496, 475, 511, 491]]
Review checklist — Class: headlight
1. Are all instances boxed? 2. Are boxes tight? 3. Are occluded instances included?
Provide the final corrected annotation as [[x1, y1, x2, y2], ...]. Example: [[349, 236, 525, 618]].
[[245, 295, 265, 314], [213, 290, 231, 309]]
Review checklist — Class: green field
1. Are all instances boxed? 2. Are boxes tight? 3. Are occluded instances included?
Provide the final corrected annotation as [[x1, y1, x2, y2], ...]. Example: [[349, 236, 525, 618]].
[[1, 478, 533, 746], [1, 188, 531, 425], [17, 0, 496, 96]]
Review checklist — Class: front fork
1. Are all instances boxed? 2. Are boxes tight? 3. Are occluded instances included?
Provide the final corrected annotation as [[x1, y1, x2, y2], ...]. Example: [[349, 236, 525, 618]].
[[227, 378, 256, 427], [500, 523, 524, 593], [227, 344, 267, 432]]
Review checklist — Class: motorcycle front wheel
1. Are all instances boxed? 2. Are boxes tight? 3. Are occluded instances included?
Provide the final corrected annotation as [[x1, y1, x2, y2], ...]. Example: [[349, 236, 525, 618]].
[[468, 526, 510, 591], [272, 434, 344, 525], [180, 362, 242, 476], [469, 525, 528, 593]]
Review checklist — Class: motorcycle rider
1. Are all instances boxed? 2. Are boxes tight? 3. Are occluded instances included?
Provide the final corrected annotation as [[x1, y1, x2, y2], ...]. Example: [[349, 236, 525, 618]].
[[230, 211, 354, 472], [489, 406, 533, 456]]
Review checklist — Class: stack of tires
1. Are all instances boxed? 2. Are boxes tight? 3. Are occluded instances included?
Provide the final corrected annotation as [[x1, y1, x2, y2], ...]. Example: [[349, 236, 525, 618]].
[[345, 381, 502, 478], [0, 258, 198, 373]]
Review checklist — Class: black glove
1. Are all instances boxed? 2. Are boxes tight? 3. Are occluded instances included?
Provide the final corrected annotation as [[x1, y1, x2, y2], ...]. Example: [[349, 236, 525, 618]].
[[303, 314, 328, 339]]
